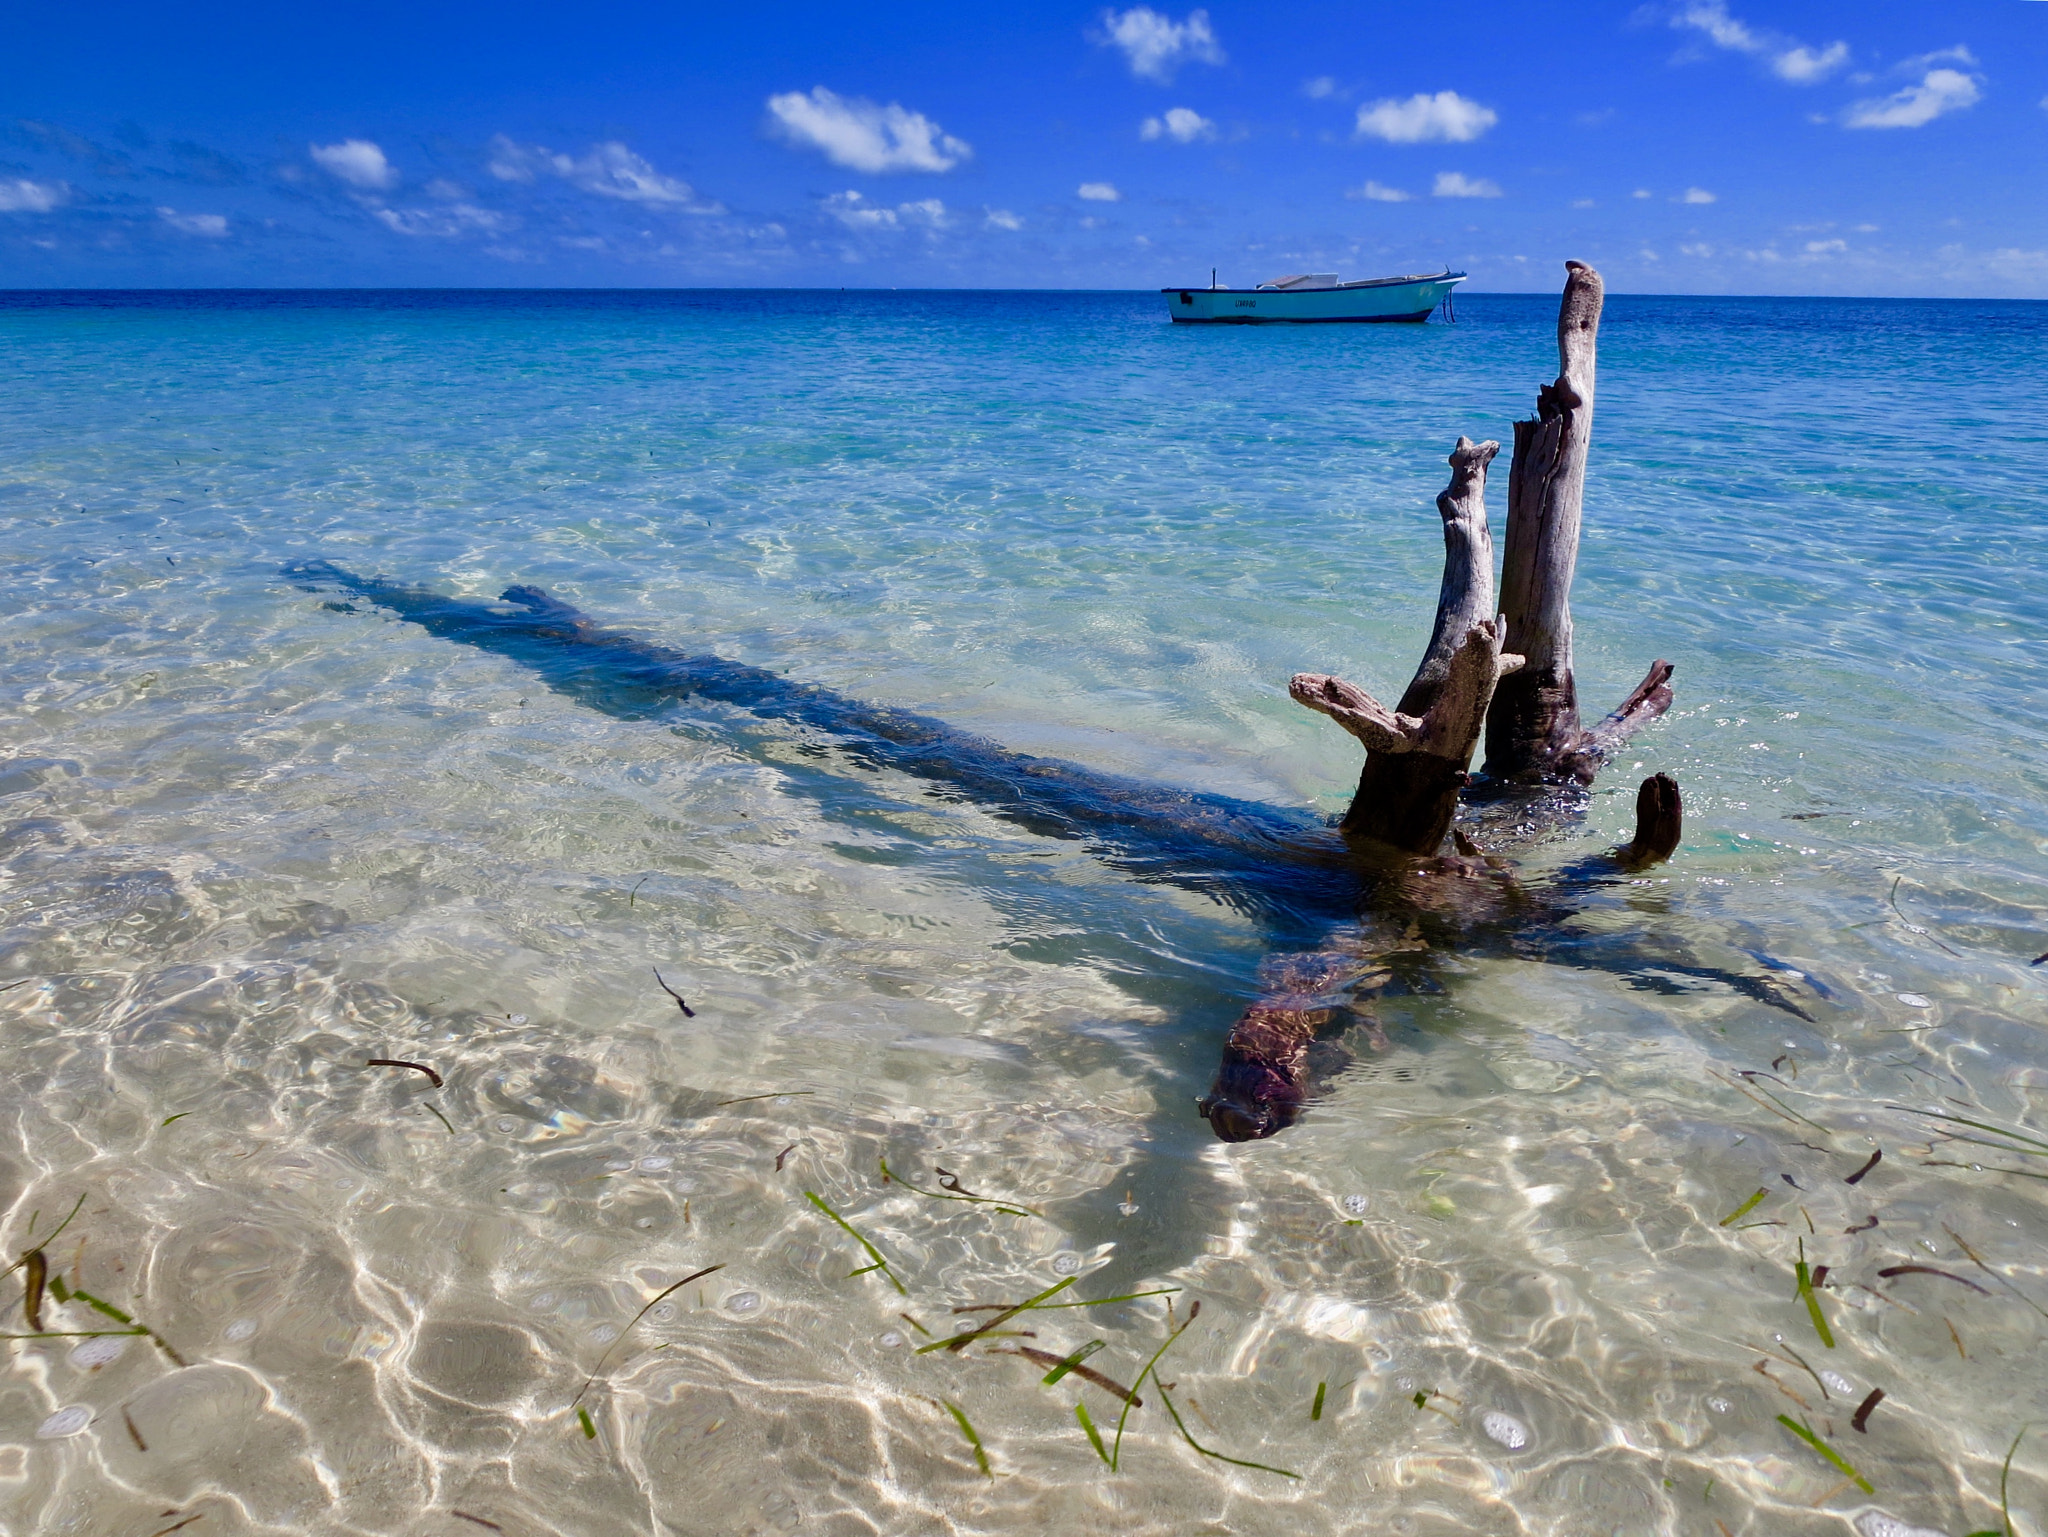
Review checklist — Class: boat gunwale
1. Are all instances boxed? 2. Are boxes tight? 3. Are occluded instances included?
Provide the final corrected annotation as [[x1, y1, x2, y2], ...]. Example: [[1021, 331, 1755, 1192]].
[[1156, 271, 1467, 295]]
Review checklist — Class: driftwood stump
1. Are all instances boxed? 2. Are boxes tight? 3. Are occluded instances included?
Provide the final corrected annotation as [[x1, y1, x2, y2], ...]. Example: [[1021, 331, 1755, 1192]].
[[1296, 261, 1677, 861], [1199, 260, 1689, 1141]]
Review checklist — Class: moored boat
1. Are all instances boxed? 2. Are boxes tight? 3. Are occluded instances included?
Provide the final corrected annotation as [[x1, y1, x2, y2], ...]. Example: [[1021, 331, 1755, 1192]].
[[1162, 269, 1465, 324]]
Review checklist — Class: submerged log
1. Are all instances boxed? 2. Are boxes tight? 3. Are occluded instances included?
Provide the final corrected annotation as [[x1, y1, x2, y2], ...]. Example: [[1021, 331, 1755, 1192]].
[[1291, 436, 1519, 857], [1199, 770, 1687, 1140], [291, 563, 1784, 1151], [1483, 262, 1674, 783]]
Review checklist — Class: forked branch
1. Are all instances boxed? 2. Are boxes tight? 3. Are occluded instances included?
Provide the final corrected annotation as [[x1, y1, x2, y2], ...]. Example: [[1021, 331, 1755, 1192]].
[[1291, 620, 1522, 762]]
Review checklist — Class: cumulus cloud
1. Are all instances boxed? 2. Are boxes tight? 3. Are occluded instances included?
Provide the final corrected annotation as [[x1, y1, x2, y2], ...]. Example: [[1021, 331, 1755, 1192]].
[[1678, 187, 1716, 204], [767, 87, 970, 173], [1844, 67, 1981, 129], [822, 190, 950, 230], [1433, 171, 1501, 198], [985, 208, 1023, 230], [486, 136, 723, 209], [310, 139, 397, 190], [1141, 107, 1215, 142], [0, 178, 68, 213], [1096, 7, 1224, 83], [1806, 238, 1846, 254], [1670, 2, 1849, 83], [1346, 180, 1412, 202], [1078, 181, 1121, 201], [1303, 76, 1337, 99], [157, 207, 228, 236], [1355, 91, 1496, 144]]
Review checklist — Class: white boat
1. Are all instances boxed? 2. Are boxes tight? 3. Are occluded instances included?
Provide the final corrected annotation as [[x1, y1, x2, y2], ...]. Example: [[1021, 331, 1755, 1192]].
[[1161, 269, 1465, 324]]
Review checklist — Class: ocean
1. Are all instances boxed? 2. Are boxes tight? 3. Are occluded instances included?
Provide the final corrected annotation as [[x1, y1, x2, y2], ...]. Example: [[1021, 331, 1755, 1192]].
[[1, 286, 2044, 1535]]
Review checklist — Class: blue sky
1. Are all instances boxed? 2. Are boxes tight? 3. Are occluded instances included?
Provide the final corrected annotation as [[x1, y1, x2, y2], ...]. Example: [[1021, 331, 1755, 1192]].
[[2, 1, 2043, 293]]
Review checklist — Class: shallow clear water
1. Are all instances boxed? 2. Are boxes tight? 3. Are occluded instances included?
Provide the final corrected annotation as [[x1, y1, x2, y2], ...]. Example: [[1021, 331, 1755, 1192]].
[[1, 287, 2045, 1537]]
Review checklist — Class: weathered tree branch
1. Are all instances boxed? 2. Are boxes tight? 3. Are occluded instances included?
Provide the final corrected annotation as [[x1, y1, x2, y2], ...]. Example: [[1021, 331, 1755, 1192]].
[[1484, 261, 1600, 778], [1402, 435, 1503, 714], [1556, 659, 1675, 781], [1289, 437, 1522, 856], [1481, 261, 1675, 783], [1293, 620, 1523, 854]]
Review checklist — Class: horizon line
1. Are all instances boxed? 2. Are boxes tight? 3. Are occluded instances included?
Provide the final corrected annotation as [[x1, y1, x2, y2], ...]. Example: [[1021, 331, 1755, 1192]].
[[3, 285, 2043, 304]]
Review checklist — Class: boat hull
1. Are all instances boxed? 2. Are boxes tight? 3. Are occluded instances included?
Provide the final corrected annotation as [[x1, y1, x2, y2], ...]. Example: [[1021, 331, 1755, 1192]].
[[1162, 274, 1464, 324]]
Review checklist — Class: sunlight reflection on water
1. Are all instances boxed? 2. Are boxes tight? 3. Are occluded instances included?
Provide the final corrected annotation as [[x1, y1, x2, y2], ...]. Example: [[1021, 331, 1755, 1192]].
[[0, 289, 2043, 1535]]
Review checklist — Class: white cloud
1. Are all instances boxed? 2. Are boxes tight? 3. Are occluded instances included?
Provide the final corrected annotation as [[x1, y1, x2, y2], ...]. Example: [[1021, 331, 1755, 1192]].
[[374, 202, 509, 237], [1673, 0, 1758, 53], [484, 136, 723, 211], [822, 190, 949, 230], [1141, 107, 1215, 142], [1097, 7, 1224, 83], [1805, 238, 1846, 254], [1346, 180, 1412, 202], [1679, 242, 1713, 256], [310, 139, 397, 190], [1355, 91, 1497, 144], [486, 138, 536, 182], [1571, 197, 1596, 208], [1433, 171, 1501, 198], [1895, 46, 1977, 73], [157, 207, 228, 236], [1670, 2, 1849, 84], [1774, 42, 1850, 82], [1077, 181, 1121, 201], [561, 143, 714, 206], [1678, 187, 1716, 204], [1632, 188, 1653, 199], [1843, 68, 1981, 129], [1304, 76, 1337, 99], [0, 178, 67, 213], [767, 87, 970, 173], [985, 208, 1023, 230], [1984, 247, 2048, 281], [824, 190, 898, 229]]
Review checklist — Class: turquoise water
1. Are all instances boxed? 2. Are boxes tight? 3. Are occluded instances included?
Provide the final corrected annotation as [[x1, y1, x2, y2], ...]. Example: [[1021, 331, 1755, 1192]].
[[2, 287, 2045, 1536]]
